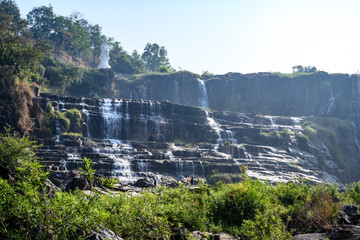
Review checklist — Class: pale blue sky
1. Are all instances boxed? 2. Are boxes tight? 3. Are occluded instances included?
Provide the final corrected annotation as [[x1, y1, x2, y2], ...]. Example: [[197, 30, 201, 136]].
[[15, 0, 360, 74]]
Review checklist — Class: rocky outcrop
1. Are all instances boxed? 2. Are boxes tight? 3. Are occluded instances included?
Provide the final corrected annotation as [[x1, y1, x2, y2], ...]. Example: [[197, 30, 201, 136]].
[[119, 71, 360, 119], [33, 94, 360, 185]]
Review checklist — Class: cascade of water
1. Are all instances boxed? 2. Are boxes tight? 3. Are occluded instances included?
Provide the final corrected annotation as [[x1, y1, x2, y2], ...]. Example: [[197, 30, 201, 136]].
[[60, 159, 67, 171], [266, 116, 278, 130], [59, 99, 66, 111], [55, 120, 62, 145], [137, 161, 148, 172], [66, 148, 81, 162], [149, 101, 163, 134], [176, 159, 185, 177], [237, 144, 250, 159], [93, 139, 136, 183], [81, 97, 91, 138], [351, 122, 360, 157], [174, 79, 180, 103], [205, 111, 222, 144], [321, 141, 332, 159], [225, 130, 237, 143], [197, 78, 209, 109], [124, 100, 130, 139], [199, 161, 205, 177], [101, 98, 123, 140], [327, 89, 335, 115], [291, 117, 302, 130]]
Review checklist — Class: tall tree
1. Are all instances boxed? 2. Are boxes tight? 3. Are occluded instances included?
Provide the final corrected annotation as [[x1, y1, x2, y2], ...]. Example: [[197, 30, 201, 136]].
[[89, 24, 102, 66], [0, 0, 26, 34], [27, 5, 55, 40], [141, 43, 170, 72], [109, 42, 146, 74]]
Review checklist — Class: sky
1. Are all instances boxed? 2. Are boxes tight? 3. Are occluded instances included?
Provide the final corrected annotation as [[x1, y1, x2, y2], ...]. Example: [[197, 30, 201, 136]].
[[14, 0, 360, 75]]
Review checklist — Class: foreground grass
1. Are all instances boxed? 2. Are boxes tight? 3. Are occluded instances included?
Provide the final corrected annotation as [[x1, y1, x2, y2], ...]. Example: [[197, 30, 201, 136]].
[[1, 129, 360, 239]]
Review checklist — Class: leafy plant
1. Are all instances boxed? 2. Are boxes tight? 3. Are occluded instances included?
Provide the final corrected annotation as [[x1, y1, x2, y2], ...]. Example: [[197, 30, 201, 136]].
[[100, 177, 119, 188], [79, 157, 96, 184]]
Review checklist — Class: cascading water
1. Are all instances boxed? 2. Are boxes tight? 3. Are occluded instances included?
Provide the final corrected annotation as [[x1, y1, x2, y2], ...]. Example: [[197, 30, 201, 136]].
[[92, 139, 137, 184], [327, 89, 335, 115], [149, 101, 163, 134], [173, 79, 180, 103], [81, 97, 91, 138], [266, 116, 278, 130], [225, 130, 237, 144], [197, 78, 209, 109], [101, 98, 123, 140], [54, 120, 62, 145], [205, 111, 222, 144]]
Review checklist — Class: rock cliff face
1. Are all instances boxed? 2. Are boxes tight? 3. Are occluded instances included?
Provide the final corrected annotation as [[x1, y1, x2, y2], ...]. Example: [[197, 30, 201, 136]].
[[122, 72, 360, 119], [34, 93, 360, 185]]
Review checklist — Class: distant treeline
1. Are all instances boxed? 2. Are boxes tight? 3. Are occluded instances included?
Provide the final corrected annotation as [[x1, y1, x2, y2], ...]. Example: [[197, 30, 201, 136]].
[[0, 0, 173, 94]]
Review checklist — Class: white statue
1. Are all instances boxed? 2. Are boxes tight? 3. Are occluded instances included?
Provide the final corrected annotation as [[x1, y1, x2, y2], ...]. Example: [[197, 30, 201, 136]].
[[98, 38, 111, 69]]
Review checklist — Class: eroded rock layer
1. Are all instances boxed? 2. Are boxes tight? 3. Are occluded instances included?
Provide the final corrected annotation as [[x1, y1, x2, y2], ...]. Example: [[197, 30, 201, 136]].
[[34, 94, 360, 185]]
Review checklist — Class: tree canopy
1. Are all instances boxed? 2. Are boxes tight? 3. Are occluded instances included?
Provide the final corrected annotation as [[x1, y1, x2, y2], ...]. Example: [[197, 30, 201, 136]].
[[141, 43, 171, 72]]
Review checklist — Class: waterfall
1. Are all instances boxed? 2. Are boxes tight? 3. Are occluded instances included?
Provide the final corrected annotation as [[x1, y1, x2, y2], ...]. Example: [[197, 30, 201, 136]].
[[326, 89, 335, 115], [174, 79, 180, 103], [81, 97, 91, 138], [55, 120, 62, 145], [137, 161, 148, 172], [197, 78, 209, 109], [199, 161, 205, 177], [93, 139, 136, 184], [66, 149, 81, 162], [205, 111, 222, 143], [266, 116, 278, 130], [101, 98, 123, 140], [149, 101, 164, 134], [124, 100, 130, 139], [225, 130, 237, 143]]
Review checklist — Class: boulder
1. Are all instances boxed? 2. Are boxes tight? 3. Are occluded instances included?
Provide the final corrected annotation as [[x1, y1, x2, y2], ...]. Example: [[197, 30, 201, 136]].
[[134, 178, 155, 188], [65, 175, 91, 191]]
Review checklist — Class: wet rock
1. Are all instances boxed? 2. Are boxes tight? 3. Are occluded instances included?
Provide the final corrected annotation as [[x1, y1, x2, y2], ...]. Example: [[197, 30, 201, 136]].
[[0, 164, 14, 182], [43, 179, 59, 196], [341, 205, 359, 217], [134, 178, 154, 188], [86, 226, 123, 240], [65, 175, 91, 191], [172, 228, 189, 240], [293, 233, 327, 240], [339, 205, 360, 225], [191, 231, 238, 240], [315, 225, 360, 240]]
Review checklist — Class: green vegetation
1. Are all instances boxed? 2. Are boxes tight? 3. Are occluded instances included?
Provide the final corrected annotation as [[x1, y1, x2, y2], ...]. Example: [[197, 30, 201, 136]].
[[2, 129, 360, 239], [0, 0, 174, 98], [259, 129, 291, 147], [300, 117, 352, 174]]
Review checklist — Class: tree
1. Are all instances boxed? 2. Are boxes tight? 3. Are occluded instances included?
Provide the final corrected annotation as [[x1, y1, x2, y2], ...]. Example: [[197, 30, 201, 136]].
[[109, 41, 146, 74], [0, 0, 27, 34], [27, 5, 55, 40], [292, 65, 317, 73], [89, 24, 103, 66], [141, 43, 170, 72]]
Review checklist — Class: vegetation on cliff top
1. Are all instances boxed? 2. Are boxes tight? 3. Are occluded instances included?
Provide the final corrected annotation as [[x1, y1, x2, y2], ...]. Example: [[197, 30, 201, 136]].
[[1, 129, 360, 239], [0, 0, 174, 96]]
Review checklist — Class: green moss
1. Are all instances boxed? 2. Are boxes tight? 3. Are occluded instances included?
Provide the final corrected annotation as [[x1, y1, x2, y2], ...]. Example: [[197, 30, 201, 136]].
[[301, 117, 352, 174], [60, 132, 82, 137], [55, 110, 70, 131], [295, 132, 310, 151]]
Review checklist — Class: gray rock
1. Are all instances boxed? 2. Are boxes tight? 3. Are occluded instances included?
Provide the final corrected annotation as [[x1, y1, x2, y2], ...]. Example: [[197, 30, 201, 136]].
[[293, 233, 327, 240]]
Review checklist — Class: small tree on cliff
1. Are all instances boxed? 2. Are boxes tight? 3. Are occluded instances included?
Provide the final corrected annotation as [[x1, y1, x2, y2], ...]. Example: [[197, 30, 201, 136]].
[[141, 43, 170, 72]]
